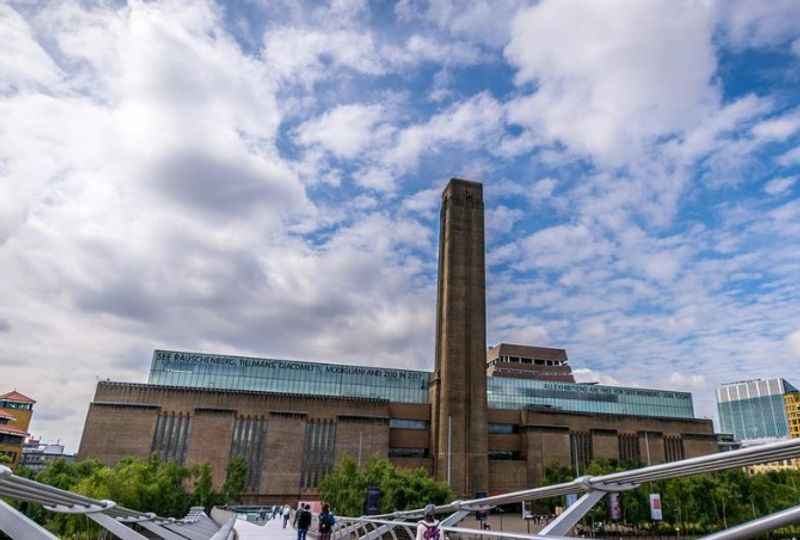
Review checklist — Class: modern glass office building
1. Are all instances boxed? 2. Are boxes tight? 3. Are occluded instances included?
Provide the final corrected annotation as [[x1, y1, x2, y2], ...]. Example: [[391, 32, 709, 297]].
[[488, 377, 694, 418], [148, 350, 431, 404], [149, 350, 695, 419], [716, 378, 798, 441]]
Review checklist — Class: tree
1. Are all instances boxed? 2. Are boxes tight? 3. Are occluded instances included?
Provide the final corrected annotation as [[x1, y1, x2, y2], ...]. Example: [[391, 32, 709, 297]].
[[320, 456, 454, 517], [192, 463, 219, 509], [222, 456, 248, 504]]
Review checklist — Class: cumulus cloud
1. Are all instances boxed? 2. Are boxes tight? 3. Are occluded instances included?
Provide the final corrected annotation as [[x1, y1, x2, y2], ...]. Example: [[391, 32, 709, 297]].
[[3, 0, 800, 448], [296, 103, 390, 159], [0, 5, 62, 92], [716, 0, 800, 49], [520, 224, 613, 269], [505, 0, 719, 164]]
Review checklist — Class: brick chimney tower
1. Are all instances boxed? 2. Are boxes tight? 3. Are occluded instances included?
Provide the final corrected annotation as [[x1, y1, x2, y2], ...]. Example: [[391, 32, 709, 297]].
[[430, 178, 489, 497]]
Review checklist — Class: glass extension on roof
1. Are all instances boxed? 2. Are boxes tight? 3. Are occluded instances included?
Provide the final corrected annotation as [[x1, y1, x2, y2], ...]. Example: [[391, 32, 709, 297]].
[[487, 377, 695, 419], [148, 350, 430, 403]]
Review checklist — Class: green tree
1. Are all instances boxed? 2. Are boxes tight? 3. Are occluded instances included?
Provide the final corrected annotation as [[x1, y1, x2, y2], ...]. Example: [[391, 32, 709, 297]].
[[222, 456, 248, 504], [192, 463, 220, 509], [320, 456, 454, 516]]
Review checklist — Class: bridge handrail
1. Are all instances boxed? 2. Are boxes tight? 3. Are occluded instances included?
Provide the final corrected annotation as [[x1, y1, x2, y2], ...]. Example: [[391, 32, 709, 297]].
[[370, 437, 800, 520]]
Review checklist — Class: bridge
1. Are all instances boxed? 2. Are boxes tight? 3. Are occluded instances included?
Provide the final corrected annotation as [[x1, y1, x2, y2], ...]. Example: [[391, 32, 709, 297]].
[[2, 438, 800, 539]]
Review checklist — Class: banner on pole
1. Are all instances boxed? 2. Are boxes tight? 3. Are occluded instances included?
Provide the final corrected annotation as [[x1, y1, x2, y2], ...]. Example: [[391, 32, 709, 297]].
[[649, 493, 663, 521], [609, 493, 622, 521]]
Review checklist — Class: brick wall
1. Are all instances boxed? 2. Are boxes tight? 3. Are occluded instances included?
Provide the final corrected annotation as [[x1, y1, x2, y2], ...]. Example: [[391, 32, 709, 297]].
[[77, 403, 159, 464]]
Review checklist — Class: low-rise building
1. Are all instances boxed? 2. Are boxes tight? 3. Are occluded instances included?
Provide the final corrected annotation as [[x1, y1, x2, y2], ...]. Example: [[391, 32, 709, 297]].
[[0, 390, 35, 468], [21, 439, 76, 473]]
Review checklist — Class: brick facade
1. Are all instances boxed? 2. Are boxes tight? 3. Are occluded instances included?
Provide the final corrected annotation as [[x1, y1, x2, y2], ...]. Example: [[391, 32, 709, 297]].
[[78, 381, 718, 502]]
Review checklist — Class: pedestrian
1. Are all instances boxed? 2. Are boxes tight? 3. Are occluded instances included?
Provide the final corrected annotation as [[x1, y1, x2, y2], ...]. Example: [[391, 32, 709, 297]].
[[415, 504, 441, 540], [318, 503, 336, 540], [295, 503, 312, 540], [283, 504, 291, 529]]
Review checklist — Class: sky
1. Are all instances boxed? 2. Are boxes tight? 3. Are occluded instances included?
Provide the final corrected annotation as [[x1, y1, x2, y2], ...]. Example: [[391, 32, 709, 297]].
[[1, 0, 800, 452]]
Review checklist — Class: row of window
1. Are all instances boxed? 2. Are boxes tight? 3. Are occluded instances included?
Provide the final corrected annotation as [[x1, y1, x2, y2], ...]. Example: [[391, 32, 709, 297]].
[[389, 448, 430, 458], [494, 355, 563, 367], [0, 401, 32, 411], [389, 419, 429, 430], [0, 433, 25, 444], [488, 423, 519, 434]]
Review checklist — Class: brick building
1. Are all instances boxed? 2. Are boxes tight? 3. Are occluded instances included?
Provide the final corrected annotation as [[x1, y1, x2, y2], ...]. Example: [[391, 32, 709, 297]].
[[0, 390, 35, 468], [78, 179, 719, 503]]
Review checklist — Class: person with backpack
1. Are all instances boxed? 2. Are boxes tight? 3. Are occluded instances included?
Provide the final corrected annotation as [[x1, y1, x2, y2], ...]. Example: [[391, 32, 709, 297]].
[[416, 504, 441, 540], [294, 503, 312, 540], [318, 503, 336, 540]]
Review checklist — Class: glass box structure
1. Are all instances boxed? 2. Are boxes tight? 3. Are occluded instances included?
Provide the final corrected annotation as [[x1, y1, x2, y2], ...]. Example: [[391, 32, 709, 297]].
[[148, 350, 430, 403], [716, 378, 798, 441], [149, 350, 697, 419], [487, 377, 694, 418]]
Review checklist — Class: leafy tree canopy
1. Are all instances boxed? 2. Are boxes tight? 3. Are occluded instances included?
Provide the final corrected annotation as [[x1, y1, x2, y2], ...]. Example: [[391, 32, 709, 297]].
[[319, 456, 454, 517]]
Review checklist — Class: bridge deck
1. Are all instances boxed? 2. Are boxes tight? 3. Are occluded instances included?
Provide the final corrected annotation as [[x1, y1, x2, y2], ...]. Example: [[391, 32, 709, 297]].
[[235, 517, 293, 539]]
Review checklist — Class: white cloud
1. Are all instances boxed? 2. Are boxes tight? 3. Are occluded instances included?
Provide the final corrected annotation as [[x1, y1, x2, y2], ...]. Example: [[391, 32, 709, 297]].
[[487, 205, 524, 236], [505, 0, 719, 165], [778, 146, 800, 167], [520, 224, 613, 269], [716, 0, 800, 49], [395, 0, 528, 49], [573, 368, 621, 386], [529, 177, 557, 203], [402, 187, 442, 216], [0, 4, 62, 92], [764, 176, 797, 195], [295, 103, 390, 159], [668, 372, 707, 391], [751, 108, 800, 140], [789, 329, 800, 358], [263, 27, 384, 87], [385, 34, 486, 66]]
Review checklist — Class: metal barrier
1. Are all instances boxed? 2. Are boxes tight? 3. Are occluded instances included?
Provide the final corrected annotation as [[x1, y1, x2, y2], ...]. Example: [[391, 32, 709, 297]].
[[334, 438, 800, 540], [0, 465, 235, 540]]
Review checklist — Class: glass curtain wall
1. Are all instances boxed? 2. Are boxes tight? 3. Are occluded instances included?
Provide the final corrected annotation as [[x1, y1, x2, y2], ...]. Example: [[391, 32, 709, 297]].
[[148, 350, 430, 404], [487, 377, 695, 418]]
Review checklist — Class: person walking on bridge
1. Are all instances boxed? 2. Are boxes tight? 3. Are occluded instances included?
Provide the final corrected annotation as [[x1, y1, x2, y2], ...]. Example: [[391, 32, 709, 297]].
[[294, 503, 312, 540], [318, 503, 336, 540], [415, 504, 441, 540], [282, 504, 291, 529]]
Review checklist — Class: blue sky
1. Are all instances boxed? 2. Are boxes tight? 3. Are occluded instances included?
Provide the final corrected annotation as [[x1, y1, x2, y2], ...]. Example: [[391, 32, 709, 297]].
[[1, 0, 799, 451]]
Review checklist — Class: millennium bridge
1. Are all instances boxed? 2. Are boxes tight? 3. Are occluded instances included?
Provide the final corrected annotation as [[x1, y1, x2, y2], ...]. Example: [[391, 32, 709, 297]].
[[3, 438, 800, 539]]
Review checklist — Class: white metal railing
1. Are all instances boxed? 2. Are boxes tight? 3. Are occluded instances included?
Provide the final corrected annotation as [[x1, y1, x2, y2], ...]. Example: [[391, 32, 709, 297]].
[[0, 465, 235, 540], [334, 437, 800, 540]]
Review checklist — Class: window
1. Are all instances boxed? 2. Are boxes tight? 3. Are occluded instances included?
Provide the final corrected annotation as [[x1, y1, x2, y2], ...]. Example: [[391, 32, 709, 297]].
[[664, 435, 685, 463], [301, 419, 336, 488], [389, 448, 429, 458], [231, 415, 267, 491], [570, 432, 592, 472], [489, 450, 521, 460], [151, 412, 191, 464], [618, 433, 640, 465], [488, 423, 518, 434], [390, 419, 429, 430]]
